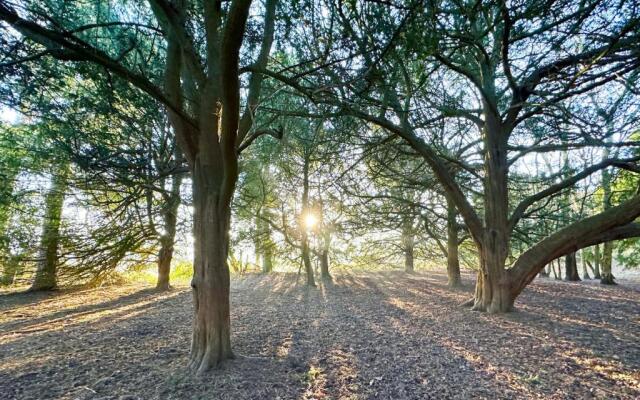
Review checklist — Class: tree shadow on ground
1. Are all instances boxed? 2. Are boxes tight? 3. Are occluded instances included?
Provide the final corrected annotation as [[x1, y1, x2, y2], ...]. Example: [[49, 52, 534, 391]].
[[1, 271, 638, 400]]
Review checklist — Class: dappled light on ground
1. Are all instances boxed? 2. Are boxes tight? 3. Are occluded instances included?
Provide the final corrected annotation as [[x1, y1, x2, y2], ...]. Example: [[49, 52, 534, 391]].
[[1, 272, 638, 399]]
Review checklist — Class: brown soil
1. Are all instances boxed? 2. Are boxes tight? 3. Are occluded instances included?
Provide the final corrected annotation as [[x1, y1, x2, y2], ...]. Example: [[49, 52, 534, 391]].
[[1, 271, 638, 399]]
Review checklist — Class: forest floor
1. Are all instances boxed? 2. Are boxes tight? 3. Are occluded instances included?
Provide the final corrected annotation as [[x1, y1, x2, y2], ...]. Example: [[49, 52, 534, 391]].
[[1, 270, 639, 400]]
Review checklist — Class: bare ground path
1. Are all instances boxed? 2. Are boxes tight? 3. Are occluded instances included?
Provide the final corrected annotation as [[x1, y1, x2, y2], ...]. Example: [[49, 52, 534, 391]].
[[0, 271, 638, 399]]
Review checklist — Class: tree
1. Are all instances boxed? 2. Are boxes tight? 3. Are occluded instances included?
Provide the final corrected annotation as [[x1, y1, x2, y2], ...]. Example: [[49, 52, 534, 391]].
[[564, 252, 581, 282], [0, 0, 279, 371], [30, 160, 70, 290], [264, 0, 640, 312]]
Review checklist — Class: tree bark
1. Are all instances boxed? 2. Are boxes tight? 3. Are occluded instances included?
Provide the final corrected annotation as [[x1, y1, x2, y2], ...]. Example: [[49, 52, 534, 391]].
[[564, 252, 581, 281], [581, 249, 591, 279], [188, 162, 235, 373], [600, 241, 615, 284], [471, 112, 513, 313], [31, 162, 70, 291], [0, 168, 18, 285], [401, 215, 415, 273], [156, 172, 182, 290], [593, 244, 602, 279], [509, 205, 640, 299], [446, 195, 461, 287], [320, 230, 331, 280], [262, 246, 273, 273], [472, 242, 513, 313], [301, 236, 315, 286], [600, 154, 615, 285]]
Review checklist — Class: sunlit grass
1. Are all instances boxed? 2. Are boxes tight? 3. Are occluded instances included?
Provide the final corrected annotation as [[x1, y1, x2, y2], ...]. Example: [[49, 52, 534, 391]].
[[121, 261, 193, 286]]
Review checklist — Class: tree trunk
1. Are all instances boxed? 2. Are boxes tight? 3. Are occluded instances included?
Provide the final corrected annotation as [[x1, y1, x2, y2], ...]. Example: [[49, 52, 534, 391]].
[[156, 172, 182, 290], [471, 242, 514, 313], [301, 237, 315, 286], [0, 168, 18, 285], [262, 248, 273, 273], [471, 113, 513, 313], [581, 250, 591, 279], [404, 239, 414, 273], [446, 195, 461, 287], [507, 200, 640, 300], [402, 216, 415, 273], [600, 156, 615, 285], [31, 162, 70, 291], [258, 209, 274, 273], [564, 252, 581, 281], [188, 162, 235, 373], [551, 260, 562, 281], [254, 213, 262, 269], [593, 244, 602, 279], [300, 156, 316, 287], [600, 241, 615, 284], [320, 230, 331, 280]]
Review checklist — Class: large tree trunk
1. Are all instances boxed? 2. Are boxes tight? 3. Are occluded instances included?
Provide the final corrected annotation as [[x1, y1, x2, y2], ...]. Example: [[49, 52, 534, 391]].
[[564, 252, 581, 281], [472, 114, 513, 313], [446, 195, 461, 287], [31, 162, 70, 291], [472, 242, 513, 313], [156, 172, 182, 290], [188, 162, 235, 373], [509, 200, 640, 300]]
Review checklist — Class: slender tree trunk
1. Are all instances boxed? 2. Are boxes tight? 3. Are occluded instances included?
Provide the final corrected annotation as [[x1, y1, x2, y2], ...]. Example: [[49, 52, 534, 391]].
[[320, 230, 331, 280], [600, 241, 615, 284], [0, 168, 18, 285], [401, 215, 415, 273], [600, 161, 615, 285], [156, 172, 182, 290], [258, 209, 274, 273], [188, 162, 235, 373], [301, 158, 315, 287], [593, 244, 602, 279], [1, 255, 23, 286], [564, 252, 581, 281], [262, 247, 273, 273], [31, 162, 70, 291], [581, 249, 591, 279], [446, 195, 461, 287], [301, 238, 315, 286], [254, 213, 262, 268]]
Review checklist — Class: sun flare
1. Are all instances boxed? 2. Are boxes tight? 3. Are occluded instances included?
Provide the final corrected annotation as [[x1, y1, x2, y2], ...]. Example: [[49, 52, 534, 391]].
[[303, 213, 318, 229]]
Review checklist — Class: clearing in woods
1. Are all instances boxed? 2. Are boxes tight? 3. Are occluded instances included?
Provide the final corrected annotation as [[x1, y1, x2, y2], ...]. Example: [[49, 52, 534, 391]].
[[1, 271, 639, 400]]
